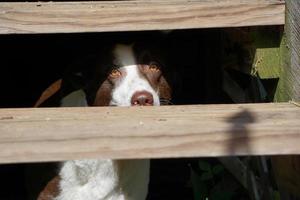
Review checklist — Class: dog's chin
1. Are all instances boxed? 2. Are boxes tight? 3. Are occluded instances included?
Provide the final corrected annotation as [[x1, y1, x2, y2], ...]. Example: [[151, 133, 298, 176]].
[[109, 98, 161, 107], [109, 102, 161, 107]]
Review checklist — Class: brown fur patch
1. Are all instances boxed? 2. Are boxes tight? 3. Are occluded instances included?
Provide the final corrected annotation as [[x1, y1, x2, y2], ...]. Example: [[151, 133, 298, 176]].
[[93, 80, 113, 106], [158, 76, 172, 101], [37, 176, 60, 200], [137, 64, 172, 103], [34, 79, 62, 107]]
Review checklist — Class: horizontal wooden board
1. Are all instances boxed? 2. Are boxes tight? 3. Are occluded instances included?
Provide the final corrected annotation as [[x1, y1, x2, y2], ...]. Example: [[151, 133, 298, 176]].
[[0, 0, 285, 34], [0, 103, 299, 164]]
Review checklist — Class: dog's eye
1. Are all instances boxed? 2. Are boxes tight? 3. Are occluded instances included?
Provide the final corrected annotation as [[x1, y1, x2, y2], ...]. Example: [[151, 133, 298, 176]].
[[109, 69, 121, 78], [149, 63, 160, 72]]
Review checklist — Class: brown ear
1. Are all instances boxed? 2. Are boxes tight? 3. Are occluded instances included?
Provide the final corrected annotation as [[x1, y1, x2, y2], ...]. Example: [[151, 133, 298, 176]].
[[37, 176, 60, 200], [158, 76, 172, 101], [34, 79, 62, 107], [93, 80, 113, 106]]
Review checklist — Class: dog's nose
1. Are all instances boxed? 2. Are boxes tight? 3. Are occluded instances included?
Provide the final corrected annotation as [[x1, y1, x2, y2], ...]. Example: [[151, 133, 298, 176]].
[[131, 91, 154, 106]]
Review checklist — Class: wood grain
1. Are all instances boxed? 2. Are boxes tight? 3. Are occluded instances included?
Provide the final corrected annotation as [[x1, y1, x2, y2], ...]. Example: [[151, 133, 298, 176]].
[[0, 0, 285, 34], [0, 103, 299, 164], [271, 0, 300, 197], [286, 0, 300, 101]]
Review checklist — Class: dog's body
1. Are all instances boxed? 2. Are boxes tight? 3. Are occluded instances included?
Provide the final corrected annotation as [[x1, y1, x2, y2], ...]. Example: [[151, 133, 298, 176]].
[[55, 159, 150, 200], [37, 42, 172, 200]]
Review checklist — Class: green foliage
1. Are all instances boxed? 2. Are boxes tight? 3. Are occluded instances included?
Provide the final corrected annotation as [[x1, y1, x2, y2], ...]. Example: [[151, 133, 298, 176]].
[[191, 168, 209, 200], [197, 161, 224, 182], [190, 160, 246, 200], [199, 161, 211, 171], [212, 165, 224, 175]]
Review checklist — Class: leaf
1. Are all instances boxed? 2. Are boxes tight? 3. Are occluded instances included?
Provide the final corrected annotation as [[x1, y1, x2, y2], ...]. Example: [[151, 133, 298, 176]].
[[198, 160, 211, 171], [273, 191, 281, 200], [200, 172, 214, 181], [190, 168, 209, 200], [210, 184, 235, 200], [212, 165, 224, 175], [210, 191, 234, 200]]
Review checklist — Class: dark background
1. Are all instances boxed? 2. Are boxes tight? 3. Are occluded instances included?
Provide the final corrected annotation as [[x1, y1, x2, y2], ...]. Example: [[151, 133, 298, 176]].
[[0, 29, 243, 200]]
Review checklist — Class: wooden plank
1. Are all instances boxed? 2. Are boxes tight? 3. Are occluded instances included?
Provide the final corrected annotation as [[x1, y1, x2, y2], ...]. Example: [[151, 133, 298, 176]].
[[271, 0, 300, 198], [0, 0, 285, 34], [275, 0, 300, 102], [0, 103, 299, 164]]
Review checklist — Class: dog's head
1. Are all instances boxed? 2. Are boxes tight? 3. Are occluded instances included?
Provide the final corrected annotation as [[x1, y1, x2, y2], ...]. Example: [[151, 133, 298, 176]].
[[34, 42, 172, 108], [92, 43, 172, 107]]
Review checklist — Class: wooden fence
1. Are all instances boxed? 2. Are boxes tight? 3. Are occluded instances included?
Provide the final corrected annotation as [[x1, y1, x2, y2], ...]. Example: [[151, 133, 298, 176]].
[[1, 0, 300, 164], [0, 0, 285, 34], [0, 102, 299, 164]]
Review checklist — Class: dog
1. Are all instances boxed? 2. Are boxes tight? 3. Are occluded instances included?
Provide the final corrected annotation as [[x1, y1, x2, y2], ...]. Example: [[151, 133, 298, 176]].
[[37, 42, 172, 200]]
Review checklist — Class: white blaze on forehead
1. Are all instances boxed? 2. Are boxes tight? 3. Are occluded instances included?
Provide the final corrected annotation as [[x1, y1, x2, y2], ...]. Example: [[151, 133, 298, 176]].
[[111, 44, 160, 106], [110, 65, 160, 106], [113, 44, 136, 66]]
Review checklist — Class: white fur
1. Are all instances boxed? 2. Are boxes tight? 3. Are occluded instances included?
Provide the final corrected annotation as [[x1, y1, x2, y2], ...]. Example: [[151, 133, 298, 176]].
[[56, 159, 149, 200], [110, 44, 160, 106], [60, 90, 88, 107], [110, 65, 160, 106], [55, 44, 156, 200], [113, 44, 136, 67]]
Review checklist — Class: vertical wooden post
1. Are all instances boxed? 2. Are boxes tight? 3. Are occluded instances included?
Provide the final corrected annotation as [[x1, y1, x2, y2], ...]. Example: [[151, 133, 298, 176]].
[[275, 0, 300, 102], [284, 0, 300, 100], [272, 0, 300, 198]]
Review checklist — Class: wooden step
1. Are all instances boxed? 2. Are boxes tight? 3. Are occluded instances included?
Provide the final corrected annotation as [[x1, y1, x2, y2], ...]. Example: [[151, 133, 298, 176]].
[[0, 102, 299, 164], [0, 0, 285, 34]]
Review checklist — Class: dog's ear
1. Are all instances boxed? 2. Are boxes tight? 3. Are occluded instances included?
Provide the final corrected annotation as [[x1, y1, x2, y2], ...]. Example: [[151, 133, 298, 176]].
[[62, 52, 110, 106], [34, 79, 62, 107], [63, 54, 99, 93], [34, 53, 101, 107]]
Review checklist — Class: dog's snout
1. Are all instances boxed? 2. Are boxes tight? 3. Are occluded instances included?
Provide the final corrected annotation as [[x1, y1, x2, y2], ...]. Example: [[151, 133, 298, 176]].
[[131, 91, 154, 106]]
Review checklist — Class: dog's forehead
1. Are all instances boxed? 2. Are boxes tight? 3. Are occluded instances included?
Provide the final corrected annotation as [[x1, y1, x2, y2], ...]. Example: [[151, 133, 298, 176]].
[[113, 44, 137, 67], [119, 65, 137, 70], [112, 43, 154, 67], [112, 44, 147, 76]]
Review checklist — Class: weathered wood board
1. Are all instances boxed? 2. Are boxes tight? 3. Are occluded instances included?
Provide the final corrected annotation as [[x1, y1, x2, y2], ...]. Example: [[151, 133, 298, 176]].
[[0, 0, 285, 34], [276, 0, 300, 102], [0, 103, 299, 164], [271, 0, 300, 197]]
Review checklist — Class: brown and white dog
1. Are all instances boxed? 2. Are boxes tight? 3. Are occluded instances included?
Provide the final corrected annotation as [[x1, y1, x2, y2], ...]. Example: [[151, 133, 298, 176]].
[[37, 42, 172, 200]]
